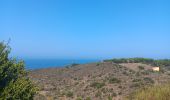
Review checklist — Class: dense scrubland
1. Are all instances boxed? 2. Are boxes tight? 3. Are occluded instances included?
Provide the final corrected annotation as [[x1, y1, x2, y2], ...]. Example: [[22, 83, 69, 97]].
[[104, 58, 170, 67]]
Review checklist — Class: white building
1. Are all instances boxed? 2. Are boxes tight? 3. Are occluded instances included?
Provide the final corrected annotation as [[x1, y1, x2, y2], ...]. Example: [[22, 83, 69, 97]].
[[152, 67, 160, 72]]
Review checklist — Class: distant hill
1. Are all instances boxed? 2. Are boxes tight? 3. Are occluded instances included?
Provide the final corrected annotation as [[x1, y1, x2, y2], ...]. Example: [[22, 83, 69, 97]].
[[29, 58, 170, 100]]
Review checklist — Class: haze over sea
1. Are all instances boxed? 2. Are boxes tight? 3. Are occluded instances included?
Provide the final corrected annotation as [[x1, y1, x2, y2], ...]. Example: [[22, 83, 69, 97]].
[[24, 59, 99, 70], [1, 0, 170, 70]]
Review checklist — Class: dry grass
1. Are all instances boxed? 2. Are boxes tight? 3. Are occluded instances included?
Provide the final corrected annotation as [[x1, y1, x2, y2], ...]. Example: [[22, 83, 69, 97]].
[[128, 83, 170, 100]]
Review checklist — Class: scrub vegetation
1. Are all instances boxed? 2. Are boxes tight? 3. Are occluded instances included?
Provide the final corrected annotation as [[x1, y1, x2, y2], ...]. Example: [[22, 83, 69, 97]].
[[128, 84, 170, 100], [0, 41, 37, 100]]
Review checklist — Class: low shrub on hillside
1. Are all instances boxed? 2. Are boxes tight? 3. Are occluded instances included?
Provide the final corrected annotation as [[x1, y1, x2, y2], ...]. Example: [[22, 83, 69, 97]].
[[138, 66, 144, 70], [95, 91, 102, 97], [112, 92, 117, 97], [130, 83, 141, 88], [141, 70, 150, 75], [109, 77, 121, 84], [86, 97, 91, 100], [66, 91, 73, 97], [104, 58, 154, 64], [104, 58, 170, 67], [96, 63, 100, 66], [90, 82, 105, 89], [108, 96, 112, 100], [132, 79, 142, 82], [143, 77, 154, 84], [153, 59, 170, 67], [76, 97, 83, 100]]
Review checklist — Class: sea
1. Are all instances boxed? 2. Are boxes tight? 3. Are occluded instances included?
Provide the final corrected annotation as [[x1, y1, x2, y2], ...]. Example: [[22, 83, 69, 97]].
[[24, 59, 99, 70]]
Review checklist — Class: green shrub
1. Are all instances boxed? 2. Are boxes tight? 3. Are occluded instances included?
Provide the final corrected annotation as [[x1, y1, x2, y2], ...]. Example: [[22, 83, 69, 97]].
[[123, 71, 129, 75], [74, 77, 78, 80], [108, 96, 112, 100], [96, 63, 100, 66], [153, 59, 170, 67], [129, 69, 135, 74], [130, 83, 141, 88], [141, 70, 150, 75], [135, 72, 141, 76], [109, 77, 121, 84], [90, 82, 105, 89], [118, 92, 122, 95], [143, 77, 154, 84], [168, 73, 170, 76], [95, 91, 102, 97], [76, 97, 83, 100], [138, 66, 144, 70], [104, 58, 154, 64], [118, 85, 123, 88], [0, 42, 37, 100], [86, 97, 91, 100], [66, 91, 73, 97], [132, 79, 142, 82], [104, 58, 170, 67], [112, 92, 117, 97]]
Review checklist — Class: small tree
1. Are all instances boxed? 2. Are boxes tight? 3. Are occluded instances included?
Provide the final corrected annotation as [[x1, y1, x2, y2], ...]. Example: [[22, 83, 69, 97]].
[[0, 41, 37, 100]]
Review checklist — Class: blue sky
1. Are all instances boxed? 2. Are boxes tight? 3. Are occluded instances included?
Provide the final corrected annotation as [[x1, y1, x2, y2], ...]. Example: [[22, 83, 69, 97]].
[[0, 0, 170, 59]]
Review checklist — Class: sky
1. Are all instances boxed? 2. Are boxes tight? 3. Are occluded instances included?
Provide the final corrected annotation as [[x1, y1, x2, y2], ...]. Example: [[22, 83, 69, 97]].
[[0, 0, 170, 59]]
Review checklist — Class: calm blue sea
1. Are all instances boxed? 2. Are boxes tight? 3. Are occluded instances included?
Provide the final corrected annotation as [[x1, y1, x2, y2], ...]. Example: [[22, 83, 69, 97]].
[[24, 59, 99, 70]]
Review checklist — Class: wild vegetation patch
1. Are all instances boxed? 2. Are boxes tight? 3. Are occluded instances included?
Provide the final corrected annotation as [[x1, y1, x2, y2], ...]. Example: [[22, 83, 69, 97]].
[[109, 77, 121, 84], [90, 82, 105, 89], [128, 83, 170, 100]]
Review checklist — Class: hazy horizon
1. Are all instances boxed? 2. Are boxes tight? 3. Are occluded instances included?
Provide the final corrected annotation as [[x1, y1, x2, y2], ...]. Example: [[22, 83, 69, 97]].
[[1, 0, 170, 59]]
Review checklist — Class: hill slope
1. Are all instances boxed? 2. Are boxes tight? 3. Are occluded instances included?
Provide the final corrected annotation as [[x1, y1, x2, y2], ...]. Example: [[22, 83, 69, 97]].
[[29, 61, 170, 100]]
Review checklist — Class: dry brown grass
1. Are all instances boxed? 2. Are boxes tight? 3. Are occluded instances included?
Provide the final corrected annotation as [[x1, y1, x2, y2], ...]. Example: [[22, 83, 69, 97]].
[[128, 83, 170, 100]]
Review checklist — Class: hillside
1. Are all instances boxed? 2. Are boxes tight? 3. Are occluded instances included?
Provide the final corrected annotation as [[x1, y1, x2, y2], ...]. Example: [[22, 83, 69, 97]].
[[29, 59, 170, 100]]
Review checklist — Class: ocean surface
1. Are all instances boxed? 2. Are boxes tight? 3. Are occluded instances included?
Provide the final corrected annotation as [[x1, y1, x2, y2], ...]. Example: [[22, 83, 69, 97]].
[[24, 59, 99, 70]]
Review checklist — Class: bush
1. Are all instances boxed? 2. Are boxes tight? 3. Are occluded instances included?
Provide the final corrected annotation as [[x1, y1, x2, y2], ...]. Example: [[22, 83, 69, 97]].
[[118, 85, 123, 88], [96, 63, 100, 66], [153, 59, 170, 67], [143, 77, 154, 84], [90, 82, 105, 89], [112, 92, 117, 97], [108, 96, 112, 100], [104, 58, 154, 64], [141, 70, 150, 75], [135, 72, 141, 76], [76, 97, 83, 100], [138, 66, 144, 70], [95, 91, 102, 97], [0, 42, 37, 100], [86, 97, 91, 100], [109, 77, 121, 84], [132, 79, 141, 82], [66, 91, 73, 97], [123, 71, 129, 75], [104, 58, 170, 67]]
